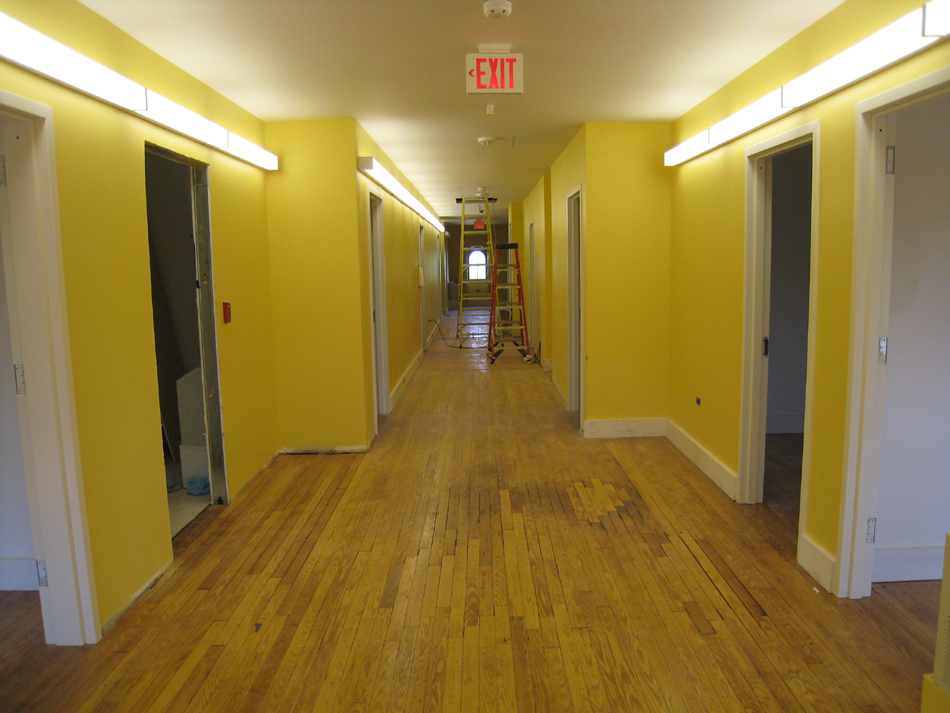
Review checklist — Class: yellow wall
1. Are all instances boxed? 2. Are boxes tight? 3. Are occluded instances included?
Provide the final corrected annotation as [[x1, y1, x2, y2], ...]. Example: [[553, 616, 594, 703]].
[[585, 124, 671, 421], [550, 128, 587, 404], [668, 0, 950, 555], [0, 0, 277, 625], [265, 119, 372, 449]]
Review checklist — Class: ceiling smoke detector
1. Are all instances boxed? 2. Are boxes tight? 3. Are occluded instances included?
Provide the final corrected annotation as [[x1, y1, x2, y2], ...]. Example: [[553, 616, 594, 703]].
[[477, 136, 500, 149], [483, 0, 512, 19]]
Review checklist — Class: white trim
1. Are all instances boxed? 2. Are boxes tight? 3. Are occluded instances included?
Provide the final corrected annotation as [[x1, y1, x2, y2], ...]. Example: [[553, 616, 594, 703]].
[[583, 418, 667, 439], [0, 92, 99, 644], [798, 531, 836, 592], [842, 66, 950, 599], [0, 559, 38, 590], [280, 445, 369, 454], [666, 420, 738, 499], [390, 348, 423, 409], [872, 546, 945, 582]]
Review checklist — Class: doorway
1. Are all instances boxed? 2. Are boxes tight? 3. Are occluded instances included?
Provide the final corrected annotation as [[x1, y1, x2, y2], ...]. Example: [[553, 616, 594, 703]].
[[369, 191, 390, 421], [762, 144, 813, 546], [419, 223, 427, 352], [529, 222, 538, 358], [740, 125, 819, 579], [0, 94, 97, 644], [847, 89, 950, 594], [567, 189, 582, 414], [0, 116, 37, 593], [144, 147, 226, 538]]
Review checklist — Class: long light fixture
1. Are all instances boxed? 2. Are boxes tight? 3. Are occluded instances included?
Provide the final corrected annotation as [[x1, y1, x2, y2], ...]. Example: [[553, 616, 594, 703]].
[[0, 11, 278, 170], [665, 0, 950, 166], [358, 157, 445, 232]]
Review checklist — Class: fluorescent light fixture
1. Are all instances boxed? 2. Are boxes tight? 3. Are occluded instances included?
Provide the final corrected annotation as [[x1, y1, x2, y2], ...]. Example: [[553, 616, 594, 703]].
[[782, 9, 934, 107], [666, 2, 950, 166], [708, 90, 790, 146], [664, 131, 711, 167], [222, 132, 279, 171], [136, 90, 229, 147], [925, 0, 950, 36], [0, 11, 146, 110], [359, 157, 445, 232], [0, 11, 277, 170]]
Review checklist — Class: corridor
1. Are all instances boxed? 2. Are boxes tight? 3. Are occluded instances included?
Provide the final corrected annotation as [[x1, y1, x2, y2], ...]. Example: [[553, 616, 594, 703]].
[[0, 314, 939, 712]]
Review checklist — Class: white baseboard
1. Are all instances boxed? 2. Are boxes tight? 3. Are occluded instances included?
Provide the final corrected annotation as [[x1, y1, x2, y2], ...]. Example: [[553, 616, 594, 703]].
[[391, 349, 423, 408], [0, 558, 38, 590], [872, 545, 945, 582], [666, 420, 737, 500], [583, 418, 667, 439], [798, 532, 835, 592], [280, 445, 369, 454], [766, 413, 805, 434]]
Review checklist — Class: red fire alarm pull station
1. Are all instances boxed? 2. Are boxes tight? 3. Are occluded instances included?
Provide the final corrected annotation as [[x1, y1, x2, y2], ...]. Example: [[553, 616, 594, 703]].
[[223, 302, 231, 324]]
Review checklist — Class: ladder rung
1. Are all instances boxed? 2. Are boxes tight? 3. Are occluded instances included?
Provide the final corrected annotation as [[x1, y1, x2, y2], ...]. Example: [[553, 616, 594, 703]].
[[495, 283, 521, 289]]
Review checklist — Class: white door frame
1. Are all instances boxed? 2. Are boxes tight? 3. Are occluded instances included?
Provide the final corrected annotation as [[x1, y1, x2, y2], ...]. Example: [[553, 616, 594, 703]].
[[368, 189, 390, 421], [0, 91, 99, 644], [841, 66, 950, 598], [567, 187, 583, 417]]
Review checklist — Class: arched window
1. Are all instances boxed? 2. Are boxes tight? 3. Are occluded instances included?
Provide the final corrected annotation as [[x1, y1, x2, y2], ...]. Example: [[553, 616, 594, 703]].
[[468, 249, 487, 280]]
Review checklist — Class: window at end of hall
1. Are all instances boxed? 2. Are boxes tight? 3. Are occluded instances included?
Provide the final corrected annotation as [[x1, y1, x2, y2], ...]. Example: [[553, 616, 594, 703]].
[[468, 249, 487, 280]]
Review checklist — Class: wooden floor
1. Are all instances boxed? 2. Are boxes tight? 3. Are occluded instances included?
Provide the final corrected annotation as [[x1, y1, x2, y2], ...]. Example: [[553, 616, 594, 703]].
[[0, 315, 940, 713]]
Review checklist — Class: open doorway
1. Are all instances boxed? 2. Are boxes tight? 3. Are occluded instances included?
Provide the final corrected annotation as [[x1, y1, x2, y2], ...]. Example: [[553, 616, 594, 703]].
[[145, 147, 226, 538], [846, 75, 950, 597], [871, 92, 950, 584], [0, 95, 97, 644], [740, 125, 820, 581], [762, 144, 813, 546], [567, 189, 582, 415], [369, 190, 390, 422]]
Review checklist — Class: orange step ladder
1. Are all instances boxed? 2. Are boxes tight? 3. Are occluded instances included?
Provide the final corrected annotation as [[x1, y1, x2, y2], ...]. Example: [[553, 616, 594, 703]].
[[488, 242, 532, 363]]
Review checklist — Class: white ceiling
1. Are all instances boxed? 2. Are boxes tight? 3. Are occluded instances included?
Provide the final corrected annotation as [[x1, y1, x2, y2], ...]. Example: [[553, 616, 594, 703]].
[[79, 0, 844, 219]]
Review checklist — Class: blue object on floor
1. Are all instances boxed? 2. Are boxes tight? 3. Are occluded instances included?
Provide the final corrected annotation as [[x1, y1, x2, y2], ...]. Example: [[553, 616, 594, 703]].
[[166, 474, 183, 493], [187, 476, 210, 496]]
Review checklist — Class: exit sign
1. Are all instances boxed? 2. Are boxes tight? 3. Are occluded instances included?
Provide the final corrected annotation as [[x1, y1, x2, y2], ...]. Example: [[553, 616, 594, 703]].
[[466, 54, 523, 94]]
